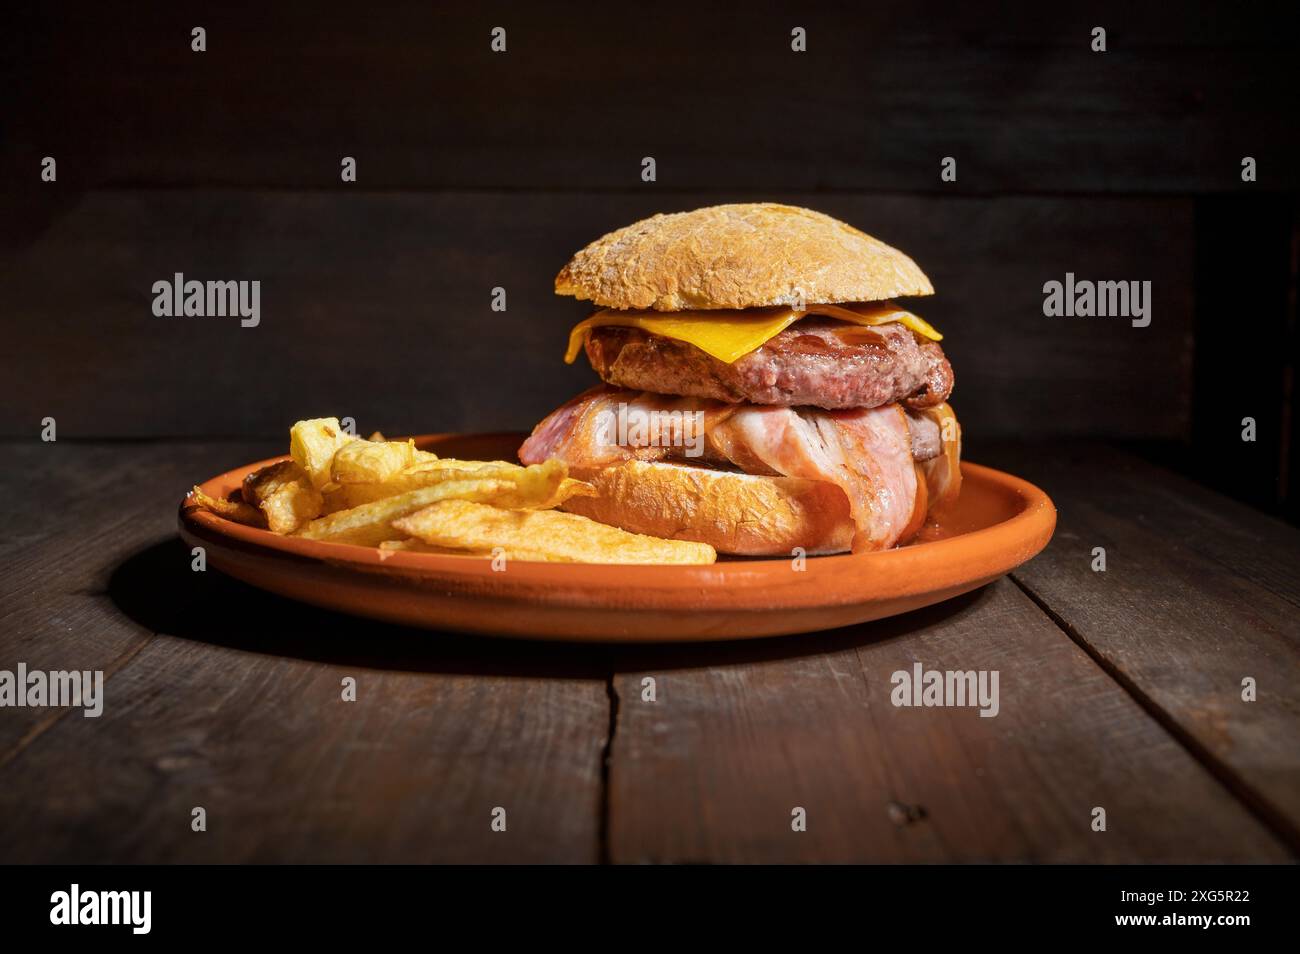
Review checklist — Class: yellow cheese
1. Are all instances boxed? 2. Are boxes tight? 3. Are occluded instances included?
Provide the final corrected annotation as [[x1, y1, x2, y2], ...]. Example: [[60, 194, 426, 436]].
[[564, 301, 942, 365]]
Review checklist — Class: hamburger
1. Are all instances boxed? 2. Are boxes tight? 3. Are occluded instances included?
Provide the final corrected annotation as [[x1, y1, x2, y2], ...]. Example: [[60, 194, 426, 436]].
[[519, 203, 961, 555]]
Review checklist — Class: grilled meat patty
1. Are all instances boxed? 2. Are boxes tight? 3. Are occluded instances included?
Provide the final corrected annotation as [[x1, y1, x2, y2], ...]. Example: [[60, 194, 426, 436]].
[[584, 317, 953, 410]]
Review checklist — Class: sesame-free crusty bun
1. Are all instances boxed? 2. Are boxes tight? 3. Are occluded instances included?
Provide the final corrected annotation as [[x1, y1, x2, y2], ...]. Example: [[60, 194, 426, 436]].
[[561, 459, 856, 556], [554, 203, 934, 311]]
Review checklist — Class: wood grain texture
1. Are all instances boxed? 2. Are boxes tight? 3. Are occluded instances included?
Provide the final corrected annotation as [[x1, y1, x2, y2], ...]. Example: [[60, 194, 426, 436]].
[[605, 579, 1288, 863], [2, 190, 1193, 441], [984, 441, 1300, 848], [0, 601, 609, 863], [0, 441, 608, 863], [2, 439, 1295, 862], [0, 441, 266, 757], [5, 2, 1297, 193]]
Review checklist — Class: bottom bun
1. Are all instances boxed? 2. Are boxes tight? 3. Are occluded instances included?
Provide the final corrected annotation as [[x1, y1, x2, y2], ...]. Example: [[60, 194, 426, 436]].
[[563, 460, 855, 556]]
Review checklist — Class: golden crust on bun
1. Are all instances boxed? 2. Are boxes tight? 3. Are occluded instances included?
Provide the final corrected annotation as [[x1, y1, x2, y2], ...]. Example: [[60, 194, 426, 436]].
[[554, 203, 934, 311]]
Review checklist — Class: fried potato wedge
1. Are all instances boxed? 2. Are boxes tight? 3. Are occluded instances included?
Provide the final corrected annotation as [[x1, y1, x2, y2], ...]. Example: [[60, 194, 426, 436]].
[[188, 486, 266, 528], [297, 479, 532, 546], [392, 500, 717, 565], [290, 418, 356, 489], [242, 460, 323, 534]]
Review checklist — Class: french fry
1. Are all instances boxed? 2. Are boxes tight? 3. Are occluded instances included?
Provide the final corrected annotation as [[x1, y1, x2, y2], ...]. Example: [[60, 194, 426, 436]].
[[321, 459, 590, 513], [188, 486, 266, 527], [492, 458, 568, 508], [201, 413, 706, 565], [401, 457, 516, 475], [290, 418, 355, 489], [522, 477, 595, 512], [242, 460, 323, 534], [323, 471, 476, 512], [297, 479, 517, 546], [377, 539, 475, 555], [392, 500, 717, 565], [197, 413, 715, 565], [330, 438, 417, 484]]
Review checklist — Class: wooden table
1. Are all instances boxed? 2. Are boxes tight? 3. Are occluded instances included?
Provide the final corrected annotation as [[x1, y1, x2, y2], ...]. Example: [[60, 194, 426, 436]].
[[2, 439, 1297, 864]]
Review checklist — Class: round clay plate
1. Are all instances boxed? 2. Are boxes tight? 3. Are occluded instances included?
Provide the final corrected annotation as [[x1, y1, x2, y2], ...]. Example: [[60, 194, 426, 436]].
[[178, 433, 1055, 642]]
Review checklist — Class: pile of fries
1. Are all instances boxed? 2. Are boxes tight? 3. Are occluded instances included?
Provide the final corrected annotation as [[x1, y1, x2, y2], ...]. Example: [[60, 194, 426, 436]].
[[188, 417, 716, 565]]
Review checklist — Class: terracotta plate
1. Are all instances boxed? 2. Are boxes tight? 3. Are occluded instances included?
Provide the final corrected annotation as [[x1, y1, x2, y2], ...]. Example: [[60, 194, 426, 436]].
[[178, 432, 1055, 642]]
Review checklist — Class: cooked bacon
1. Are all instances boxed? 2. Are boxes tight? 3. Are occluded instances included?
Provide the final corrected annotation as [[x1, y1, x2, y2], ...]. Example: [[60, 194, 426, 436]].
[[517, 386, 739, 470], [706, 403, 917, 551], [520, 387, 956, 552]]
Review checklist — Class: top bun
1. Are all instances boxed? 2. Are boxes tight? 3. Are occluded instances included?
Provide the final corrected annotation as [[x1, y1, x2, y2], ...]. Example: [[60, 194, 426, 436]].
[[555, 203, 934, 311]]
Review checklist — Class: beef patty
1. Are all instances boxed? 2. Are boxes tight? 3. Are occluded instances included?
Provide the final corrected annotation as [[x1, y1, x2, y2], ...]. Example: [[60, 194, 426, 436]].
[[584, 318, 954, 410]]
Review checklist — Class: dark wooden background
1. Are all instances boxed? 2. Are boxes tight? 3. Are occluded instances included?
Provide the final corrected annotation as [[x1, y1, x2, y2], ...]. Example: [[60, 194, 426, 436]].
[[2, 0, 1300, 869], [3, 1, 1298, 521]]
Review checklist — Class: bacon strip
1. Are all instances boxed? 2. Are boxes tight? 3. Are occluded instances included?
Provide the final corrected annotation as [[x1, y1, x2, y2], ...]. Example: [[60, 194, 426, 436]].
[[706, 403, 917, 551], [517, 386, 739, 470], [520, 387, 956, 552]]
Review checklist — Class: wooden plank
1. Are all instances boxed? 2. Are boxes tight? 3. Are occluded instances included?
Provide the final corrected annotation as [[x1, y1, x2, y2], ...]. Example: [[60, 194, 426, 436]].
[[0, 441, 608, 862], [6, 3, 1297, 193], [0, 440, 270, 555], [6, 438, 1293, 862], [2, 190, 1194, 441], [0, 597, 608, 863], [0, 440, 270, 756], [606, 578, 1289, 863], [989, 441, 1300, 609], [983, 440, 1300, 846]]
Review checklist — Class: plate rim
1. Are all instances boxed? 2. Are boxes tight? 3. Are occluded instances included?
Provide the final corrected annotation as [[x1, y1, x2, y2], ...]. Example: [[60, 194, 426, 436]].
[[177, 432, 1057, 610]]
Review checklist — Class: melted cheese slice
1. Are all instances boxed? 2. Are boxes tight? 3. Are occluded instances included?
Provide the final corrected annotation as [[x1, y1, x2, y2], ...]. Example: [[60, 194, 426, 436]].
[[564, 301, 942, 364]]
